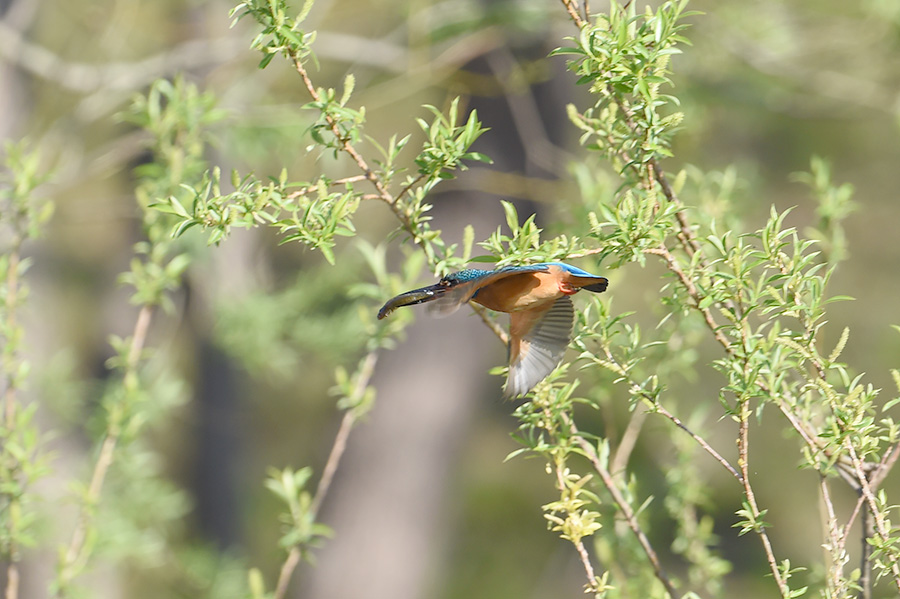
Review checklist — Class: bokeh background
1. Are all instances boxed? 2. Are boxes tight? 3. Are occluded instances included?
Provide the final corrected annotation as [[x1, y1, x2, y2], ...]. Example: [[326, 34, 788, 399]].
[[2, 0, 900, 597]]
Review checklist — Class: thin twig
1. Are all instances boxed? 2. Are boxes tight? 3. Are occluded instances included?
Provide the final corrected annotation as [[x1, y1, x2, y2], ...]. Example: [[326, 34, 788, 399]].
[[653, 402, 742, 483], [3, 565, 17, 599], [308, 409, 358, 518], [58, 304, 153, 592], [562, 413, 681, 599], [273, 550, 301, 599], [610, 406, 647, 481], [285, 174, 369, 200], [818, 476, 846, 596], [737, 401, 789, 596], [644, 246, 729, 350], [2, 250, 19, 426], [559, 0, 587, 27], [839, 441, 900, 546], [573, 537, 599, 593], [471, 304, 508, 345], [845, 442, 900, 591], [290, 59, 392, 205], [288, 53, 444, 267], [272, 350, 379, 599], [2, 246, 22, 599], [594, 343, 742, 482], [859, 501, 872, 599], [547, 448, 601, 591], [868, 441, 900, 490]]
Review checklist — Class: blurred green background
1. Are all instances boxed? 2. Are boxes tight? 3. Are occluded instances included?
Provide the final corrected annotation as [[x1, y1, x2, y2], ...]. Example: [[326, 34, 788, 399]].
[[2, 0, 900, 597]]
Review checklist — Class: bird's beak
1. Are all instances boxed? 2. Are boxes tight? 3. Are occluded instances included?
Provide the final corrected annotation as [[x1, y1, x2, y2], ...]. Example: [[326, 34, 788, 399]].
[[377, 283, 447, 320]]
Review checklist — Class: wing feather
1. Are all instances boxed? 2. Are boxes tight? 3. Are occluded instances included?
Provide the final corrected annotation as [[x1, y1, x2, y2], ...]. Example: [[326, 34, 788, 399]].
[[425, 264, 551, 317], [505, 296, 575, 397]]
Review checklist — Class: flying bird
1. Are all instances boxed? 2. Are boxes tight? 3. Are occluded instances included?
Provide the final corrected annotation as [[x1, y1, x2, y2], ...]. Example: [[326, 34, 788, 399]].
[[378, 262, 608, 396]]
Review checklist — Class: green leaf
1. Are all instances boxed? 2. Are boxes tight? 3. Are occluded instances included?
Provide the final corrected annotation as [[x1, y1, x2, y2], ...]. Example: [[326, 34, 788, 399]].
[[468, 255, 499, 264]]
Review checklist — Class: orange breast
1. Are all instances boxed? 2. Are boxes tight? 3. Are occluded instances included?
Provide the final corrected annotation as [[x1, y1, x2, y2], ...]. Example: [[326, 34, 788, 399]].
[[472, 271, 563, 313]]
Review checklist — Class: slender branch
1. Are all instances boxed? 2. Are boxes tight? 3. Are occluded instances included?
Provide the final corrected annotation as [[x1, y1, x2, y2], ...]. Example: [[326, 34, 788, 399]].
[[273, 550, 301, 599], [562, 413, 681, 599], [471, 304, 508, 345], [737, 401, 789, 596], [559, 0, 587, 27], [272, 350, 379, 599], [859, 501, 872, 599], [868, 440, 900, 490], [566, 247, 606, 259], [288, 52, 443, 266], [289, 58, 393, 205], [610, 406, 647, 480], [3, 564, 17, 599], [644, 247, 729, 351], [285, 175, 369, 200], [839, 441, 900, 546], [573, 538, 599, 592], [592, 343, 742, 482], [652, 401, 742, 483], [310, 351, 378, 517], [58, 304, 153, 592], [603, 77, 702, 262], [2, 245, 22, 599], [818, 476, 847, 597], [844, 442, 900, 590], [396, 172, 429, 206], [308, 410, 357, 517], [547, 448, 602, 592]]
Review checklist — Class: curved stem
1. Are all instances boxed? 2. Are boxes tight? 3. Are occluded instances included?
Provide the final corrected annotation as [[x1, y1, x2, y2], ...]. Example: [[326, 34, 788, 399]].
[[562, 413, 681, 598], [272, 350, 379, 599], [737, 401, 789, 596], [57, 305, 153, 595], [2, 246, 22, 599]]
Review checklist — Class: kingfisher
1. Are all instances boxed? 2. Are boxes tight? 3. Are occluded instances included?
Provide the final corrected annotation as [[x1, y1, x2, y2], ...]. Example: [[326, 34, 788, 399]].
[[378, 262, 608, 397]]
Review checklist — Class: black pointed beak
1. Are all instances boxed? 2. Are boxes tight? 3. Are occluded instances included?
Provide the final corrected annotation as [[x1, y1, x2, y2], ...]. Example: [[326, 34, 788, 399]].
[[583, 278, 608, 293], [377, 283, 447, 320]]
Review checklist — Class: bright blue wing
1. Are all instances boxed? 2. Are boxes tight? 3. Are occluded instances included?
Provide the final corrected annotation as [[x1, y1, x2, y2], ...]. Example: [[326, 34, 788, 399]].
[[504, 296, 574, 397], [425, 264, 551, 317]]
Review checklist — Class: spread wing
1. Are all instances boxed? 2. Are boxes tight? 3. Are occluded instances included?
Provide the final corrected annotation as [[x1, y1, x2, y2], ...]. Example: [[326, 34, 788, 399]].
[[504, 296, 575, 397], [425, 264, 551, 318]]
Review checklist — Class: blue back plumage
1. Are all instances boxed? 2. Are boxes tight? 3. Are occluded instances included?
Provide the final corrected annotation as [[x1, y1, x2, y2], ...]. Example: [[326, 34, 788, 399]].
[[541, 262, 602, 278], [428, 264, 549, 317], [426, 262, 606, 317], [442, 269, 494, 284], [444, 265, 549, 284]]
